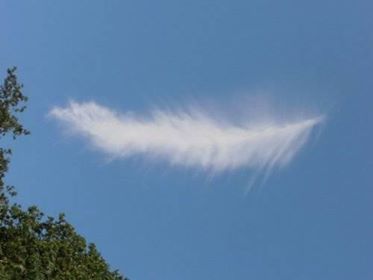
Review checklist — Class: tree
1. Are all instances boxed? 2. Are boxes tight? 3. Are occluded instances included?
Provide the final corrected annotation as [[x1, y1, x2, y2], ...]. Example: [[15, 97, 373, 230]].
[[0, 67, 128, 280]]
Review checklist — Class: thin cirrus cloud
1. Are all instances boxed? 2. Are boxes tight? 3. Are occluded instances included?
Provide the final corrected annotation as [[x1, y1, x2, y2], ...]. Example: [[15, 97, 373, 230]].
[[49, 101, 323, 173]]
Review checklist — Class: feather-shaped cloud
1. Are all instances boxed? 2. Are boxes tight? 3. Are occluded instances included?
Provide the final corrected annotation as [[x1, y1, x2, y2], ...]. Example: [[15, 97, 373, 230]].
[[50, 101, 323, 172]]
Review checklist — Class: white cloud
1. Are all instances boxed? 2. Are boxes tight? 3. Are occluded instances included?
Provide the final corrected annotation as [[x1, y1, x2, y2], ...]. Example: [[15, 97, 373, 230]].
[[50, 101, 323, 173]]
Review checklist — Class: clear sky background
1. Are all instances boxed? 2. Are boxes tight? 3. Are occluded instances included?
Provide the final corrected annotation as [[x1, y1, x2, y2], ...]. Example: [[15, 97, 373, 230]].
[[1, 1, 373, 279]]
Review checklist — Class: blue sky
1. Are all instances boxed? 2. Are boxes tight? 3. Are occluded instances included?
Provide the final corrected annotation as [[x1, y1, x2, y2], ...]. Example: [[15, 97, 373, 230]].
[[1, 1, 373, 279]]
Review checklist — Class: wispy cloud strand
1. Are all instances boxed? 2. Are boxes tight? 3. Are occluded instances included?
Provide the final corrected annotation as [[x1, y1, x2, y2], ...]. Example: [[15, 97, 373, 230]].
[[50, 101, 323, 172]]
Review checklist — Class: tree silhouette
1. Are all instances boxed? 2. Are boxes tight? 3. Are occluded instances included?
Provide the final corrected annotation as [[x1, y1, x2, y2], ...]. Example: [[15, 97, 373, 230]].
[[0, 67, 128, 280]]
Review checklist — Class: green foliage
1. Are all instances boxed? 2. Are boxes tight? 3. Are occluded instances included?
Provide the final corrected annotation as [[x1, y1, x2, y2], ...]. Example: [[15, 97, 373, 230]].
[[0, 67, 29, 205], [0, 68, 127, 280]]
